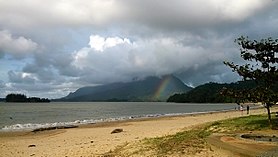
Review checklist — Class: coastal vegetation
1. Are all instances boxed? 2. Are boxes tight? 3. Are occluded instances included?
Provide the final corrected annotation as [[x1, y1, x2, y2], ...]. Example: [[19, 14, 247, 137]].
[[167, 80, 258, 103], [5, 93, 50, 103], [167, 80, 278, 103], [223, 36, 278, 126], [169, 36, 278, 126], [103, 114, 278, 156]]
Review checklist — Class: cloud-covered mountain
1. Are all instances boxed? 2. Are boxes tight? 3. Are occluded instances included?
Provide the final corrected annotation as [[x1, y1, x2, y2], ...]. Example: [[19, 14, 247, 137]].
[[60, 75, 192, 102]]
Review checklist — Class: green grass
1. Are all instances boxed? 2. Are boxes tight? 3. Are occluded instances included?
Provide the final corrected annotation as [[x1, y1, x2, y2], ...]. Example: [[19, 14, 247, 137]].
[[144, 114, 278, 156], [208, 114, 277, 133], [103, 114, 278, 156], [144, 127, 211, 156]]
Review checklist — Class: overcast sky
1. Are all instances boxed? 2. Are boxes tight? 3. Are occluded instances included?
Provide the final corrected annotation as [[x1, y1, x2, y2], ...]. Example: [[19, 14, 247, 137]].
[[0, 0, 278, 98]]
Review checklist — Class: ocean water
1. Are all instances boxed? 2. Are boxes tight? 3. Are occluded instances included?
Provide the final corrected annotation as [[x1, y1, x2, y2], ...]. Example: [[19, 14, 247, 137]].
[[0, 102, 236, 131]]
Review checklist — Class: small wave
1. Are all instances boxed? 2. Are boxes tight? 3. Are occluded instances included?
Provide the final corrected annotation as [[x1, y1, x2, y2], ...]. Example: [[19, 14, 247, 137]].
[[2, 122, 76, 131], [1, 109, 235, 132], [1, 114, 163, 131]]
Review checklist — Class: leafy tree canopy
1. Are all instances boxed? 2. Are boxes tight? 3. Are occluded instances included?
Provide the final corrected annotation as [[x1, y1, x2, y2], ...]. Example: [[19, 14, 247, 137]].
[[5, 93, 50, 103], [223, 36, 278, 126]]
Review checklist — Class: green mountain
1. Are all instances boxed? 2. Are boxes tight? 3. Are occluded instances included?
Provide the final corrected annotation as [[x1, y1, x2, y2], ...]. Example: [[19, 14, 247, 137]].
[[167, 81, 258, 103], [60, 75, 192, 102]]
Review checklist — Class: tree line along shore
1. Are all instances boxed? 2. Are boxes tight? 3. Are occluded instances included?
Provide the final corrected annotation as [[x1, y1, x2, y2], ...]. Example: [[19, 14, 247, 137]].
[[4, 93, 50, 103]]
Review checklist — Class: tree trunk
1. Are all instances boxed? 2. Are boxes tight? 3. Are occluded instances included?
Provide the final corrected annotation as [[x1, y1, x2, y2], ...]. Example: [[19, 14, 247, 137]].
[[266, 104, 272, 128]]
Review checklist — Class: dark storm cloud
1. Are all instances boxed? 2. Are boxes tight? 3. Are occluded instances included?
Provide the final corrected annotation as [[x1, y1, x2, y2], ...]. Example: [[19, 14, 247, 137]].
[[8, 71, 35, 84], [0, 0, 277, 98]]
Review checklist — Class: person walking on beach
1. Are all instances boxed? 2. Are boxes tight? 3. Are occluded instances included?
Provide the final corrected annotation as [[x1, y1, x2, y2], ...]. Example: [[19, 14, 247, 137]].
[[240, 105, 243, 115], [247, 105, 250, 115]]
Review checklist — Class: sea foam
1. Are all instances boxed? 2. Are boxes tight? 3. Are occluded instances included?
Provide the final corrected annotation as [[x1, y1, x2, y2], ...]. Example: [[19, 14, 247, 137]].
[[1, 108, 237, 132], [1, 113, 175, 131]]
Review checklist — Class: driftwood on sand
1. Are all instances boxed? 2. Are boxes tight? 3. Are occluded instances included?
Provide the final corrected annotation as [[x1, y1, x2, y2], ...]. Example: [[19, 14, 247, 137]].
[[111, 128, 123, 134], [32, 125, 78, 133]]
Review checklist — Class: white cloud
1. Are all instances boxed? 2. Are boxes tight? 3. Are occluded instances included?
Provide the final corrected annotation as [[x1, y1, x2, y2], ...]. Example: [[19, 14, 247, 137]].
[[0, 30, 38, 58], [88, 35, 131, 51], [71, 34, 237, 84]]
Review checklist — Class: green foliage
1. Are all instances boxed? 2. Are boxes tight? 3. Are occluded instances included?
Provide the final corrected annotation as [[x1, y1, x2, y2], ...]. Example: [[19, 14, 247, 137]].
[[144, 127, 211, 156], [5, 93, 50, 103], [224, 36, 278, 124], [167, 81, 257, 103], [208, 115, 276, 133], [6, 93, 27, 102], [224, 36, 278, 103]]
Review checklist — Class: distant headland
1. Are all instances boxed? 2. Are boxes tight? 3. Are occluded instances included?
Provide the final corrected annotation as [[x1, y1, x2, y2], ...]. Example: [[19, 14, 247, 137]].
[[5, 93, 50, 103]]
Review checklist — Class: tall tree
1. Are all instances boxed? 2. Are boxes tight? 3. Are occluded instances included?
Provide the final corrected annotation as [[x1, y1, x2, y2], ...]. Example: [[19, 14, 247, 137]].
[[6, 93, 27, 102], [224, 36, 278, 126]]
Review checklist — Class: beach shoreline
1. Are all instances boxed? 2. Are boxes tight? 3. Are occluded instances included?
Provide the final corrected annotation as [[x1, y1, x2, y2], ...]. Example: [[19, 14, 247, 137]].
[[0, 102, 240, 132], [1, 106, 277, 156], [0, 102, 261, 133]]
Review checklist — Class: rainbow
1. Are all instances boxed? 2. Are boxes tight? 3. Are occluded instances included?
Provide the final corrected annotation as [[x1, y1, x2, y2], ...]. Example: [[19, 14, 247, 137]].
[[152, 76, 172, 101]]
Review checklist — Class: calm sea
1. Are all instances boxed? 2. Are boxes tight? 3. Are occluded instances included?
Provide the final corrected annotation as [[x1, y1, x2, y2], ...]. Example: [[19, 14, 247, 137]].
[[0, 102, 236, 131]]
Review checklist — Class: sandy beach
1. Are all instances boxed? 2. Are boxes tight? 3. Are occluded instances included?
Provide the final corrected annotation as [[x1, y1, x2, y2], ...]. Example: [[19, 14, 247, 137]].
[[1, 106, 277, 157]]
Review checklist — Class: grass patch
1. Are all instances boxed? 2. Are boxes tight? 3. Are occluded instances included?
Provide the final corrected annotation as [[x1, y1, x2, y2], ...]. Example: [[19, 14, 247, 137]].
[[143, 114, 277, 156], [102, 142, 130, 157], [103, 114, 278, 156], [143, 127, 211, 156], [208, 114, 277, 133]]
